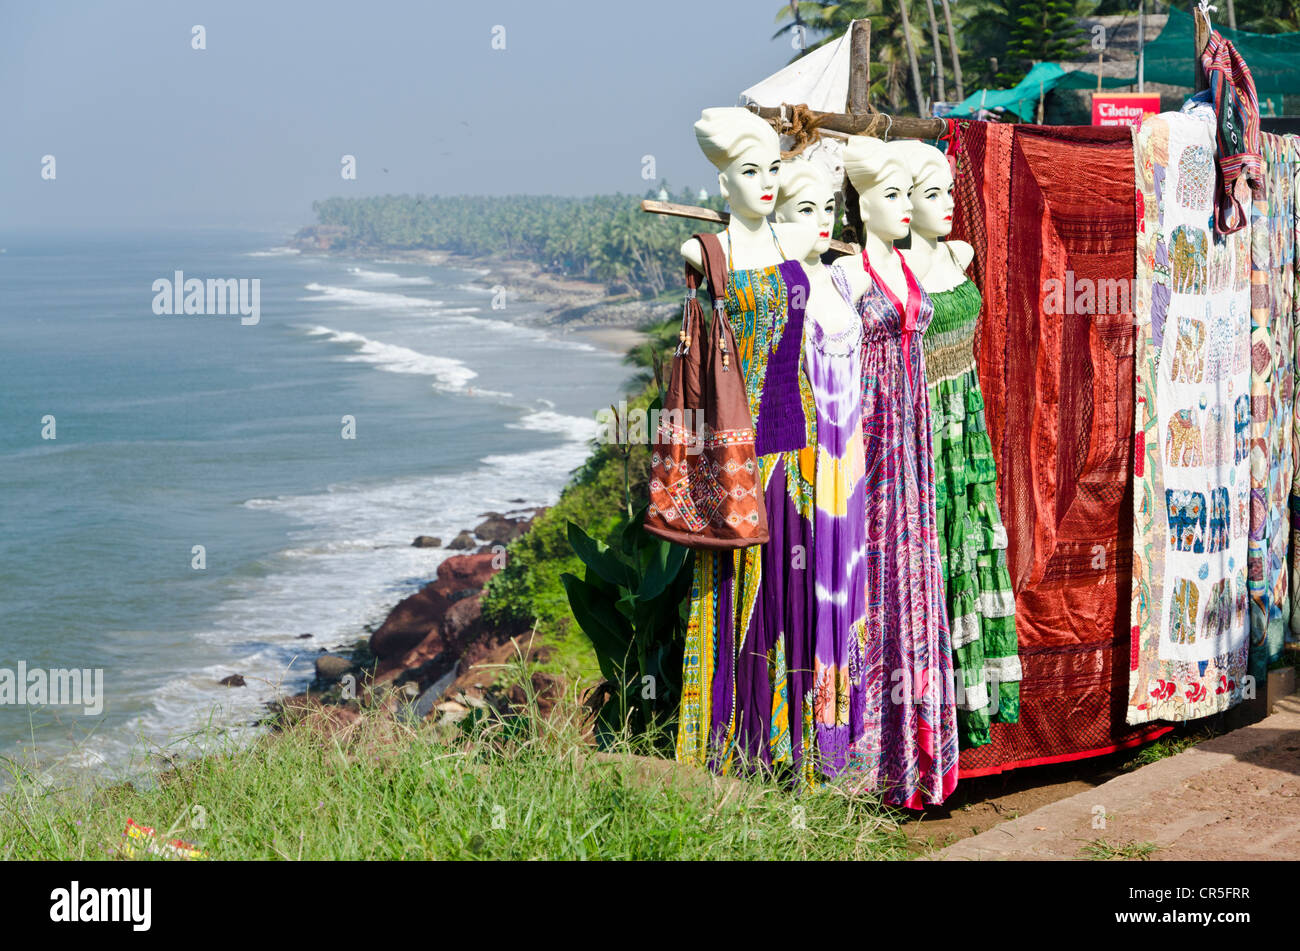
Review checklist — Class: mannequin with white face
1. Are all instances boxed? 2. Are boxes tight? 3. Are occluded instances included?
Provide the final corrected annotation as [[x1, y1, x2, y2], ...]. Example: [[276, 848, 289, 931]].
[[840, 136, 915, 305], [894, 141, 974, 293], [681, 107, 815, 273], [773, 158, 857, 336]]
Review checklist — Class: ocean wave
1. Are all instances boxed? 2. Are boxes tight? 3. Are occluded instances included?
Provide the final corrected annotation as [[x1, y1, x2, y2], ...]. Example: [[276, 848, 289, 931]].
[[246, 247, 301, 257], [299, 282, 445, 311], [506, 409, 597, 442], [303, 325, 477, 389], [346, 266, 434, 286]]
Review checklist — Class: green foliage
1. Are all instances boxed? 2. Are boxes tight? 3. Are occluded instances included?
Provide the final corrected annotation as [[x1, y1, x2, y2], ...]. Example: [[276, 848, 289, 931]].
[[311, 189, 727, 298], [561, 509, 693, 751], [997, 0, 1090, 86], [481, 379, 667, 680]]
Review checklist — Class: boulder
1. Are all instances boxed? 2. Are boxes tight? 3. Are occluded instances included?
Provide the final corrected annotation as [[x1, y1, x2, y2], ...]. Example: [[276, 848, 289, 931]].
[[507, 672, 565, 715], [315, 655, 354, 681], [443, 594, 483, 641], [447, 530, 476, 550], [218, 674, 246, 687], [369, 552, 499, 662], [473, 516, 524, 545], [411, 535, 441, 548]]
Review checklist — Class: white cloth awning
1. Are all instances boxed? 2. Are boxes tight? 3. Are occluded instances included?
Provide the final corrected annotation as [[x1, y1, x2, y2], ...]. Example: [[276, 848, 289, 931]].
[[739, 28, 853, 188]]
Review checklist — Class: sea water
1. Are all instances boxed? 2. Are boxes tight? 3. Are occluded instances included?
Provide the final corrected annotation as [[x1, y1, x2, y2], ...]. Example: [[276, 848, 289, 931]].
[[0, 229, 630, 778]]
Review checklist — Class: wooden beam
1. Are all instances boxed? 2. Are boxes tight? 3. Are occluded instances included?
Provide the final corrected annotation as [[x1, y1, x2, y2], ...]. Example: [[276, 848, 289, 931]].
[[638, 200, 855, 255], [752, 104, 946, 140], [1194, 3, 1211, 92], [842, 19, 872, 254], [847, 19, 871, 114]]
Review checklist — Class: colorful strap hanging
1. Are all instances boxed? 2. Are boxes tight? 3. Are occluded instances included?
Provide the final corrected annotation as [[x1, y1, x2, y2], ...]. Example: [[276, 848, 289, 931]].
[[1200, 30, 1265, 236]]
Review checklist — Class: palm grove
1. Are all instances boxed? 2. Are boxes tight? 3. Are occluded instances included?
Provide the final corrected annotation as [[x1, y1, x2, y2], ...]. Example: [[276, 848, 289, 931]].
[[311, 1, 1299, 299]]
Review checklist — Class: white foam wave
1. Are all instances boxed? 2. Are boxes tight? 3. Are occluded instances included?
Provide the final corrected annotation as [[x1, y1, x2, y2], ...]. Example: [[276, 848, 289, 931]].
[[346, 266, 434, 286], [300, 282, 445, 311], [246, 247, 301, 257], [507, 409, 597, 442], [304, 325, 477, 388]]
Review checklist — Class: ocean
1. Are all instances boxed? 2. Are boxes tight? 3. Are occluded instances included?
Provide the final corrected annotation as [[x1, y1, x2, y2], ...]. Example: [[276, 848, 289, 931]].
[[0, 229, 631, 779]]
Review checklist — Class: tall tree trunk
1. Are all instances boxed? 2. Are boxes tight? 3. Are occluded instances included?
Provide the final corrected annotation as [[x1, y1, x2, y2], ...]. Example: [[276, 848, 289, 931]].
[[924, 0, 947, 103], [897, 0, 927, 115], [939, 0, 965, 101]]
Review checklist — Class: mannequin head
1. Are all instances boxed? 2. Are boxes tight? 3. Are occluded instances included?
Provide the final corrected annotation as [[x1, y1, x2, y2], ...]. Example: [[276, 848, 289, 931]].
[[897, 141, 955, 240], [773, 157, 836, 260], [695, 107, 782, 221], [843, 136, 913, 242]]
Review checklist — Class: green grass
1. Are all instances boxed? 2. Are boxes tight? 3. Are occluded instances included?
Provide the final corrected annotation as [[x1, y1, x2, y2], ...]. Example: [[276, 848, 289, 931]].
[[1119, 727, 1216, 771], [1078, 838, 1160, 861], [0, 664, 911, 861]]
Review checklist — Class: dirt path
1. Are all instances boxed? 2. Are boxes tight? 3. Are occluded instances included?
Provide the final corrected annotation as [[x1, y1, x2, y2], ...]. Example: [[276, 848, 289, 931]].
[[931, 694, 1300, 860]]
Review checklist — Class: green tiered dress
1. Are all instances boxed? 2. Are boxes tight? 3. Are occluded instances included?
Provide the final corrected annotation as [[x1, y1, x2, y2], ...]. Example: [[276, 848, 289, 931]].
[[923, 268, 1022, 748]]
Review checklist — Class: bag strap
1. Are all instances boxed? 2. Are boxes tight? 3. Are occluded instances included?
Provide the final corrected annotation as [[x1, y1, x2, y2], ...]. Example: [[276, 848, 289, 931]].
[[695, 232, 735, 373], [696, 232, 729, 315], [678, 253, 704, 357]]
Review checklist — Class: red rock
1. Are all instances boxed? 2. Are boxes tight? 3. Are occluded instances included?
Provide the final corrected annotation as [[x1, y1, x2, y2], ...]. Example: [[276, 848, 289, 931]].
[[368, 553, 498, 660]]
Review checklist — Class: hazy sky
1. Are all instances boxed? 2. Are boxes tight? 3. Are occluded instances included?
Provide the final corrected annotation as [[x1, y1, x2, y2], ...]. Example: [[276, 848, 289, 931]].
[[1, 1, 807, 233]]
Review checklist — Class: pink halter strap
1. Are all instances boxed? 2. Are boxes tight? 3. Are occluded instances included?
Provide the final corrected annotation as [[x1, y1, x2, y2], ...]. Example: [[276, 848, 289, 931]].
[[862, 246, 922, 390]]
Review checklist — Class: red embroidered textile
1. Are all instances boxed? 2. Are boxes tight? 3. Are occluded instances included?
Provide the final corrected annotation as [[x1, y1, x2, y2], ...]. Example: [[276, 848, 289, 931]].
[[950, 122, 1171, 776]]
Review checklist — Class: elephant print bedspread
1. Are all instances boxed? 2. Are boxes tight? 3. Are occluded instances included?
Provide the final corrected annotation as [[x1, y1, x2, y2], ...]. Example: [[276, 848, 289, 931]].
[[1129, 111, 1251, 724]]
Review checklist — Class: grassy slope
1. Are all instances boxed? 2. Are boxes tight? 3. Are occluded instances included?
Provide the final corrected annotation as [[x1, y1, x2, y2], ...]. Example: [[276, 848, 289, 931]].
[[0, 685, 908, 860]]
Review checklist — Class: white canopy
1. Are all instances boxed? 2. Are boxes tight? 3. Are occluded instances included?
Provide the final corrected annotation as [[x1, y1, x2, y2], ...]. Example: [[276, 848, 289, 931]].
[[739, 28, 851, 113], [738, 28, 852, 188]]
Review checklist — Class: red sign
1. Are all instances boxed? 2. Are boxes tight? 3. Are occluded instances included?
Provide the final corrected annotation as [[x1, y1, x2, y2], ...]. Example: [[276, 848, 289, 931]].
[[1092, 92, 1161, 128]]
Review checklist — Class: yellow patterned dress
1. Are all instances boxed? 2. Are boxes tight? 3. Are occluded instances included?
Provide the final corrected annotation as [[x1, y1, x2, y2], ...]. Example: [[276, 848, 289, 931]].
[[675, 255, 820, 783]]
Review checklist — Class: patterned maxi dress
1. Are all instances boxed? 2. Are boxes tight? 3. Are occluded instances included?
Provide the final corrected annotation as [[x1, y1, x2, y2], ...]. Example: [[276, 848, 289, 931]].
[[676, 238, 824, 785], [808, 267, 870, 775], [838, 250, 959, 808], [923, 249, 1022, 749]]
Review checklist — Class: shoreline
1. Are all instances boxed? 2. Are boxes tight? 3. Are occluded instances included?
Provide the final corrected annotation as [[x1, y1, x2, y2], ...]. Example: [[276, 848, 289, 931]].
[[287, 235, 675, 342], [266, 238, 660, 728]]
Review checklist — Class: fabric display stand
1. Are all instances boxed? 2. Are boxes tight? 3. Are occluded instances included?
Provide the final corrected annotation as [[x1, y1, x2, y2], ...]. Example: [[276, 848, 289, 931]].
[[645, 22, 1300, 799]]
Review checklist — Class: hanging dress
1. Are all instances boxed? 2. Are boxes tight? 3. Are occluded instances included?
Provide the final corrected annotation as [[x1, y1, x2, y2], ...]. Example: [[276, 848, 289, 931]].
[[923, 243, 1022, 749], [676, 225, 822, 783], [807, 266, 869, 777], [837, 248, 959, 809]]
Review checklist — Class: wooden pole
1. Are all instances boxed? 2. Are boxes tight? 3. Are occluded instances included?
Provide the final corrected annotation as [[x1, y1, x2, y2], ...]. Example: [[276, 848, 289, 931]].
[[751, 105, 946, 140], [1138, 0, 1145, 93], [842, 19, 872, 253], [1194, 3, 1211, 92], [639, 200, 854, 255]]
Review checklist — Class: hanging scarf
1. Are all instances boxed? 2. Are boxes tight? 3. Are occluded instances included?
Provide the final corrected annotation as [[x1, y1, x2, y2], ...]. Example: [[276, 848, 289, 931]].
[[1201, 31, 1265, 235]]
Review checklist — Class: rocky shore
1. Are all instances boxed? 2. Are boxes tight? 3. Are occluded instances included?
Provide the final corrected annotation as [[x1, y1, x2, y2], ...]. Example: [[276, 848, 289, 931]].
[[266, 506, 564, 735], [288, 226, 677, 331]]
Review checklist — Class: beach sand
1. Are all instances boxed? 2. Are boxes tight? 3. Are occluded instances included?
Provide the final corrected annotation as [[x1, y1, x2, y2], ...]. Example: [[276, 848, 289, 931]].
[[564, 325, 648, 354]]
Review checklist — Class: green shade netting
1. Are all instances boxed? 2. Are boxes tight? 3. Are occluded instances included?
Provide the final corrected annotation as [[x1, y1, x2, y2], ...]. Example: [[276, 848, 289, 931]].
[[948, 7, 1300, 120], [948, 62, 1132, 121], [1144, 6, 1300, 98]]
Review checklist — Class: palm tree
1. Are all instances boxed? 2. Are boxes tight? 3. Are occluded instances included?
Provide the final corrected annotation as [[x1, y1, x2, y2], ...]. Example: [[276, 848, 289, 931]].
[[773, 1, 932, 114], [896, 0, 927, 114], [923, 0, 947, 103], [939, 0, 965, 100]]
